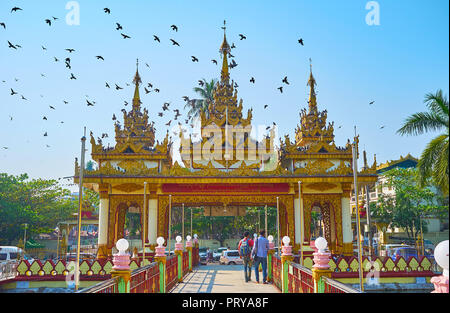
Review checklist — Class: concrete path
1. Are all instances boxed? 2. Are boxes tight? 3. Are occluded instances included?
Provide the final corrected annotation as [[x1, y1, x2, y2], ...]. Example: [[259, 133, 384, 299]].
[[170, 264, 279, 293]]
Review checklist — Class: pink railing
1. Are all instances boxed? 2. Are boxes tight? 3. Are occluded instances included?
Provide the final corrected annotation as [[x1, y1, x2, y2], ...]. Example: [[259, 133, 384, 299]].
[[192, 247, 199, 267], [165, 255, 178, 291], [272, 256, 282, 290], [182, 251, 189, 276], [288, 263, 314, 293], [321, 276, 359, 293], [130, 262, 160, 293]]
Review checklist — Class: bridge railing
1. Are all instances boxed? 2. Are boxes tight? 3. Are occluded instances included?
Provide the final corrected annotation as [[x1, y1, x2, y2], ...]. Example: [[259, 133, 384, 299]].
[[78, 276, 119, 293], [130, 262, 160, 293], [166, 255, 178, 291], [320, 276, 360, 293], [287, 262, 314, 293], [272, 256, 282, 290]]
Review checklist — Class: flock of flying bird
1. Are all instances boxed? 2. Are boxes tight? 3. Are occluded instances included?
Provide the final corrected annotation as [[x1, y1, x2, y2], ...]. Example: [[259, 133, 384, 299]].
[[2, 5, 380, 177]]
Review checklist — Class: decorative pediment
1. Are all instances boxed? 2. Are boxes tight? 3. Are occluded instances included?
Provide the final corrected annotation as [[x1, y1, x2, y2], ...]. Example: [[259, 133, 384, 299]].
[[306, 182, 337, 191], [114, 183, 143, 193], [294, 159, 334, 175]]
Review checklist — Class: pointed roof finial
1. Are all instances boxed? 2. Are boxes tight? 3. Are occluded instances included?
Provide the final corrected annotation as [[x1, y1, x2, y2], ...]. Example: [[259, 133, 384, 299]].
[[132, 58, 142, 110], [307, 58, 317, 113], [219, 20, 230, 83]]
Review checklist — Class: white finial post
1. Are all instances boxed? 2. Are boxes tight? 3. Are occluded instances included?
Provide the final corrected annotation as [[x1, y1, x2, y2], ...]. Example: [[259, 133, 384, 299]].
[[431, 240, 449, 293]]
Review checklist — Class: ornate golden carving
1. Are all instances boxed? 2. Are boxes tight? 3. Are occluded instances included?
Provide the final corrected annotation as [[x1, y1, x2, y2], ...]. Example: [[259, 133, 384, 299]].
[[294, 159, 334, 175], [114, 183, 143, 193], [306, 182, 337, 192]]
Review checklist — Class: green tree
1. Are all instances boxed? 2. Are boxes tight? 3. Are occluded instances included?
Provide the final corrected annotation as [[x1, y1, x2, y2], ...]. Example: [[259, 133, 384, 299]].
[[397, 90, 449, 195], [373, 168, 448, 239], [184, 78, 217, 123], [0, 173, 76, 245]]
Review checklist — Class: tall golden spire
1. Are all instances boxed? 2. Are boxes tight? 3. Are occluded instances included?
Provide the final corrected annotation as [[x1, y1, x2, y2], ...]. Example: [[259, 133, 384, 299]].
[[132, 58, 142, 110], [219, 20, 231, 83], [307, 58, 317, 113]]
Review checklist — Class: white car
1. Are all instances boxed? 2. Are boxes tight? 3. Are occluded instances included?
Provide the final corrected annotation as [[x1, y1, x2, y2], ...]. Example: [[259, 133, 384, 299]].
[[219, 250, 243, 265]]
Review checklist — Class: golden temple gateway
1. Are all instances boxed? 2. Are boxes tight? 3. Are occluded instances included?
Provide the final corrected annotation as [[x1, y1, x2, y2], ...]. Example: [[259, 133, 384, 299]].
[[74, 27, 378, 259]]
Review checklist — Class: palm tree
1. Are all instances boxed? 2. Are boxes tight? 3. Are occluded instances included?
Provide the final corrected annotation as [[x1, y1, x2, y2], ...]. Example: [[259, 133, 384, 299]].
[[397, 90, 449, 194], [185, 78, 217, 123]]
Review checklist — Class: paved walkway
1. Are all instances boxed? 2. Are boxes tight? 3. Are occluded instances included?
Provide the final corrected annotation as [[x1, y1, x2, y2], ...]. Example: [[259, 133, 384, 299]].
[[170, 264, 280, 293]]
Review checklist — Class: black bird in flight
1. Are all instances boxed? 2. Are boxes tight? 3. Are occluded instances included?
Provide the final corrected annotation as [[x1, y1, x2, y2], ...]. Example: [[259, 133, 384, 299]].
[[8, 41, 17, 49], [65, 61, 71, 69], [116, 23, 122, 30], [10, 88, 17, 95], [121, 33, 131, 39], [42, 46, 47, 50], [21, 95, 27, 100], [229, 59, 238, 68], [124, 101, 128, 106], [198, 80, 204, 86], [162, 102, 170, 111], [380, 125, 385, 129], [250, 77, 255, 84], [153, 35, 160, 42], [148, 82, 153, 88], [231, 43, 236, 49], [104, 8, 111, 14], [105, 82, 110, 88], [234, 82, 239, 88], [45, 19, 51, 26], [266, 126, 270, 130], [86, 99, 94, 106], [115, 84, 123, 90], [264, 104, 268, 109], [166, 120, 172, 126], [191, 56, 199, 62], [49, 105, 56, 110], [65, 48, 75, 53], [70, 73, 76, 80], [158, 112, 163, 117], [278, 86, 283, 93], [144, 87, 150, 94], [369, 101, 375, 105], [171, 25, 178, 32], [96, 55, 104, 60], [182, 96, 189, 102], [43, 116, 47, 120], [282, 76, 289, 85], [239, 34, 246, 40], [211, 59, 217, 65], [145, 63, 150, 68], [52, 16, 58, 20], [112, 114, 117, 120], [298, 38, 304, 46], [0, 22, 5, 29], [11, 7, 22, 13], [43, 132, 48, 137], [170, 39, 180, 46], [154, 88, 160, 93]]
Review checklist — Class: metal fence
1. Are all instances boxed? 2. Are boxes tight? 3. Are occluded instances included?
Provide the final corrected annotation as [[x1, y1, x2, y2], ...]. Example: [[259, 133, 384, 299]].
[[0, 261, 18, 282], [130, 262, 160, 293]]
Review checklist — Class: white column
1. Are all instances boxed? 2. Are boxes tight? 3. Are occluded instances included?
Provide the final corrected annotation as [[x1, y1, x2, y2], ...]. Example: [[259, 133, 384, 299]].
[[341, 197, 352, 244], [98, 198, 109, 246], [294, 198, 301, 244], [148, 199, 158, 245]]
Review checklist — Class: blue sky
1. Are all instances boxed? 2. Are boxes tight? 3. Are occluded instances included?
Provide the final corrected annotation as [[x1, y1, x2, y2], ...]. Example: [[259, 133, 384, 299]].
[[0, 0, 448, 189]]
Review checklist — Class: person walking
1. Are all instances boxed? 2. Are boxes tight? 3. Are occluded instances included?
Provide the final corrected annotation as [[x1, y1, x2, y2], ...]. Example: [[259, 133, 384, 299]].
[[238, 231, 254, 282], [252, 230, 269, 284]]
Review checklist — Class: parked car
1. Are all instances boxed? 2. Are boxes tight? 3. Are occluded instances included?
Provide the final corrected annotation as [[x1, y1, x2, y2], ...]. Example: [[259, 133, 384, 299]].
[[199, 247, 208, 265], [213, 247, 228, 261], [0, 246, 23, 263], [219, 250, 243, 265]]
